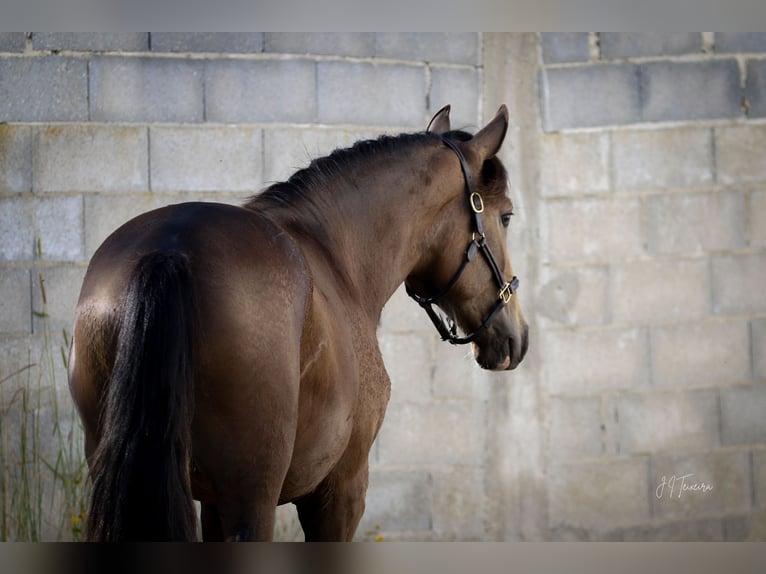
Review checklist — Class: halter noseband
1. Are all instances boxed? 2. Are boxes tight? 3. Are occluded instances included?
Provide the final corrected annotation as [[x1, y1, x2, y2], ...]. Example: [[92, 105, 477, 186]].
[[404, 136, 520, 346]]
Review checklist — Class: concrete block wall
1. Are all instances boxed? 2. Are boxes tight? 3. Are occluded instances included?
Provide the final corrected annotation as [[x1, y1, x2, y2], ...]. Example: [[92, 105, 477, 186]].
[[1, 32, 764, 541], [537, 32, 766, 540]]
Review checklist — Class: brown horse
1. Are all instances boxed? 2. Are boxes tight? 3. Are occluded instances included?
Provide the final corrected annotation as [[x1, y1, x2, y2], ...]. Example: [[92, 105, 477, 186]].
[[67, 104, 528, 541]]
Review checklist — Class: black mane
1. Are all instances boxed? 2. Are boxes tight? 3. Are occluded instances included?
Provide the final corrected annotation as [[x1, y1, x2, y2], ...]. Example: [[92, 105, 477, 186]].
[[247, 131, 443, 212]]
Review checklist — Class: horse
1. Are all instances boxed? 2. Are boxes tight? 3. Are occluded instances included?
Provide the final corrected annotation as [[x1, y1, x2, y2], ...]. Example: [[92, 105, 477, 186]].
[[67, 104, 528, 541]]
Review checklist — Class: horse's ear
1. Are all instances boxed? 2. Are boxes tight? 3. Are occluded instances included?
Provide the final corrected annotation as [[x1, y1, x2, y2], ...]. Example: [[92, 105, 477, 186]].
[[469, 105, 509, 160], [427, 104, 451, 134]]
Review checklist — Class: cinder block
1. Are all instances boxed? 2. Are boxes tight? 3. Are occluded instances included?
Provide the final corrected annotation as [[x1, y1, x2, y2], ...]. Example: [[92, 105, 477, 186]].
[[31, 265, 87, 333], [612, 128, 713, 191], [0, 394, 29, 466], [360, 469, 431, 534], [712, 253, 766, 314], [428, 66, 479, 129], [0, 33, 26, 52], [745, 60, 766, 118], [716, 125, 766, 184], [90, 57, 203, 122], [754, 449, 766, 507], [374, 33, 479, 66], [611, 258, 710, 323], [0, 57, 87, 122], [379, 284, 435, 334], [0, 268, 31, 333], [540, 33, 590, 64], [728, 509, 766, 541], [549, 525, 625, 541], [0, 330, 71, 398], [150, 126, 262, 192], [652, 450, 750, 519], [540, 64, 640, 131], [720, 384, 766, 445], [542, 327, 649, 395], [537, 265, 610, 326], [84, 194, 156, 258], [545, 197, 643, 262], [647, 190, 745, 254], [261, 127, 384, 185], [34, 196, 84, 261], [651, 320, 751, 387], [318, 61, 426, 126], [0, 336, 44, 397], [548, 458, 650, 530], [150, 33, 263, 53], [640, 60, 741, 122], [431, 468, 485, 538], [600, 33, 700, 59], [205, 59, 317, 123], [721, 517, 748, 541], [0, 197, 34, 261], [33, 125, 148, 193], [753, 319, 766, 381], [432, 339, 488, 401], [715, 33, 766, 53], [378, 333, 433, 403], [616, 389, 720, 454], [33, 33, 148, 52], [540, 132, 609, 197], [622, 519, 724, 541], [264, 33, 374, 57], [377, 401, 484, 465], [752, 191, 766, 247], [0, 124, 32, 193], [548, 396, 603, 460]]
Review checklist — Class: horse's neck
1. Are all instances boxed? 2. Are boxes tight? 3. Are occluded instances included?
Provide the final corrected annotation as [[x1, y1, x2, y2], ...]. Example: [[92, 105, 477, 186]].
[[276, 148, 455, 319]]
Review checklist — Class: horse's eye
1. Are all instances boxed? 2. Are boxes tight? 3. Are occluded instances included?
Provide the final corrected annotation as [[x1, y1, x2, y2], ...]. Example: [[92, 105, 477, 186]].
[[501, 212, 513, 228]]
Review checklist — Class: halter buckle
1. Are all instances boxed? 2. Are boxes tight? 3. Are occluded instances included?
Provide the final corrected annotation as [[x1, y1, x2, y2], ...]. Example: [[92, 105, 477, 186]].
[[499, 281, 513, 304], [470, 192, 485, 214]]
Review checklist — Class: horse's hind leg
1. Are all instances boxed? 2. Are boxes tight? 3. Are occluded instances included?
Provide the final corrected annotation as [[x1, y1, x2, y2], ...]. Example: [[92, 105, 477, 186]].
[[295, 463, 369, 541], [212, 495, 279, 541], [193, 397, 299, 541]]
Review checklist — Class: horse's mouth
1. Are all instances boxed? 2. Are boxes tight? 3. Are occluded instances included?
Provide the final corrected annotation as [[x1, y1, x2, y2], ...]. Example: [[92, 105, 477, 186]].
[[493, 355, 512, 371], [474, 335, 526, 371], [473, 342, 511, 371]]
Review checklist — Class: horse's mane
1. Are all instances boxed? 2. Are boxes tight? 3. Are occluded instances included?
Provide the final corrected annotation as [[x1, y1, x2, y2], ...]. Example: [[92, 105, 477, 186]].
[[245, 129, 508, 215], [246, 131, 439, 212]]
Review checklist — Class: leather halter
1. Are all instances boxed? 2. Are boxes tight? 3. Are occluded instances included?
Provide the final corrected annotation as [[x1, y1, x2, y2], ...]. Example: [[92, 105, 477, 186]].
[[405, 136, 520, 345]]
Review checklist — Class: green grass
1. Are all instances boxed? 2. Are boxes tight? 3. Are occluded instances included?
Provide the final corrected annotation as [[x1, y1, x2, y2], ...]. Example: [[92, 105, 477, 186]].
[[0, 271, 90, 542]]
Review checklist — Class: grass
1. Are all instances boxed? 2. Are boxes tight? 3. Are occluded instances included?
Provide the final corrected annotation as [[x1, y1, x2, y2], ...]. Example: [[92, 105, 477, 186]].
[[0, 271, 90, 542]]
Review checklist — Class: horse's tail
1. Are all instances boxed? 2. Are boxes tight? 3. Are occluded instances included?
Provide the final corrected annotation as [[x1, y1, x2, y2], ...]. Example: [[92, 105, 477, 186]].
[[87, 251, 198, 541]]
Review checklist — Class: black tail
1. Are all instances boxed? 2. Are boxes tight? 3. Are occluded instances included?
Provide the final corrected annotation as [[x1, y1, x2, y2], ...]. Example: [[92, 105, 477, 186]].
[[87, 251, 198, 541]]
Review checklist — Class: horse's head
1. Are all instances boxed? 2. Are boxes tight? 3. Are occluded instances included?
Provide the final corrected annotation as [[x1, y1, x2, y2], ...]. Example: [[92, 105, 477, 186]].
[[406, 105, 528, 371]]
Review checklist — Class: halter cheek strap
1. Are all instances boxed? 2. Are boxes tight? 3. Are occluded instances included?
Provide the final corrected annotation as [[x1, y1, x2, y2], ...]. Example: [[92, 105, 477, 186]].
[[404, 136, 520, 346]]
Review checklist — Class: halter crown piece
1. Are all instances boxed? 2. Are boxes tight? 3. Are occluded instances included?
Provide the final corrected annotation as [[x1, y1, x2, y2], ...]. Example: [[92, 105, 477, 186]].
[[405, 136, 520, 345]]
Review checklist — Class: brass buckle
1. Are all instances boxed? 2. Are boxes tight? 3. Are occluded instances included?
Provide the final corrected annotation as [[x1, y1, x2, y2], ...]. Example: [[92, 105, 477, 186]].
[[499, 282, 513, 304], [470, 192, 484, 214]]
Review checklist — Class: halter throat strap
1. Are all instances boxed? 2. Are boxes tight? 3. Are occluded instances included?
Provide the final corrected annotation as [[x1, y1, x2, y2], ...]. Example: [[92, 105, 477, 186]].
[[404, 135, 520, 345]]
